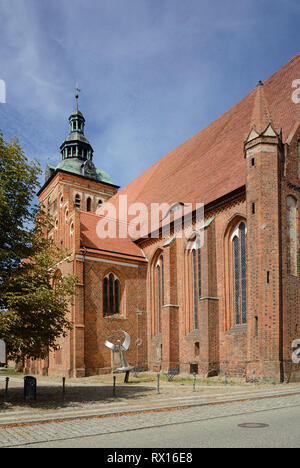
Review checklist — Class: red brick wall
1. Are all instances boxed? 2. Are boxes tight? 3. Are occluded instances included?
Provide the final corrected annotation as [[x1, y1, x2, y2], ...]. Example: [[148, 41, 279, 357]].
[[281, 125, 300, 382], [32, 124, 300, 383], [83, 257, 147, 375]]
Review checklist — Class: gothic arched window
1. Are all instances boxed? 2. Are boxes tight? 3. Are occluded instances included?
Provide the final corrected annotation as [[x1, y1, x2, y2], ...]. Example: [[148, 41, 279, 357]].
[[231, 222, 247, 325], [185, 230, 202, 332], [287, 196, 298, 276], [86, 197, 91, 212], [190, 247, 201, 330], [75, 194, 81, 208], [155, 254, 164, 334], [103, 273, 121, 316]]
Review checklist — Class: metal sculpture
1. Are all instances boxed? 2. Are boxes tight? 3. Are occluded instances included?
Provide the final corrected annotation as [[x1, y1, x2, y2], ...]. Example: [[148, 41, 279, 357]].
[[105, 331, 132, 375]]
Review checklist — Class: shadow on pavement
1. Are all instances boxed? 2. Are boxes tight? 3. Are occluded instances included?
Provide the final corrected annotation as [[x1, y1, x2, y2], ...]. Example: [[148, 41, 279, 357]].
[[0, 381, 154, 411]]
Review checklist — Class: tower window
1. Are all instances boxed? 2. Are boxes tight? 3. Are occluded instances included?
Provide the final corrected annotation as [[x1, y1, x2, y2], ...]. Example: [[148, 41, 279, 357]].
[[75, 194, 81, 208], [86, 197, 91, 212]]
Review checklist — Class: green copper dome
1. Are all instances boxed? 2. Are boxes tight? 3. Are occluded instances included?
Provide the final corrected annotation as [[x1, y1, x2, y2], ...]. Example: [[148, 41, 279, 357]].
[[45, 102, 114, 185], [46, 158, 113, 184]]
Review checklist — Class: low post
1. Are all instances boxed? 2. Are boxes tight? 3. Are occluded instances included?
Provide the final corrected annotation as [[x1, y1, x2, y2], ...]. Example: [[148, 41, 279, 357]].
[[4, 377, 9, 403], [193, 373, 196, 392], [62, 377, 66, 403], [24, 376, 37, 402], [224, 372, 227, 386], [253, 370, 256, 386], [113, 376, 116, 397], [157, 373, 160, 394], [124, 371, 130, 384]]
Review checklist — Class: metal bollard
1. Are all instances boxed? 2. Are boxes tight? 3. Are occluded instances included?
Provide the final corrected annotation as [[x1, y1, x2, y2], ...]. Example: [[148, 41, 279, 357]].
[[157, 373, 160, 394], [253, 370, 256, 386], [24, 376, 37, 402], [193, 373, 196, 392], [4, 377, 9, 403], [113, 376, 116, 397], [224, 372, 227, 386], [62, 377, 66, 402]]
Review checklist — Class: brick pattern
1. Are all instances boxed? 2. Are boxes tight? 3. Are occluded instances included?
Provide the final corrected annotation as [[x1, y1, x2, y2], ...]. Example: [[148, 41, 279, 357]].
[[29, 56, 300, 383]]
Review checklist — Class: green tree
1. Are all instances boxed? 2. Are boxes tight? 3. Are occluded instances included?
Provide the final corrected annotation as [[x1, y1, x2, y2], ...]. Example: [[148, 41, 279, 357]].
[[0, 132, 41, 276], [0, 132, 76, 362]]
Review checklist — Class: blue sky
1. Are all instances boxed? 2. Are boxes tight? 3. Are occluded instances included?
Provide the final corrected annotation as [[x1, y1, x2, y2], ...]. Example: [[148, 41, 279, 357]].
[[0, 0, 300, 195]]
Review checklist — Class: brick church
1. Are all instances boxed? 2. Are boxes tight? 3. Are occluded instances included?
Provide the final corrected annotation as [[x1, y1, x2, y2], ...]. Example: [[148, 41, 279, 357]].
[[34, 53, 300, 382]]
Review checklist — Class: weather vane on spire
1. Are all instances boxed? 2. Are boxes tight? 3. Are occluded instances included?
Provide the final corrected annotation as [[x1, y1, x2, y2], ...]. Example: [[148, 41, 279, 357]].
[[74, 84, 81, 110]]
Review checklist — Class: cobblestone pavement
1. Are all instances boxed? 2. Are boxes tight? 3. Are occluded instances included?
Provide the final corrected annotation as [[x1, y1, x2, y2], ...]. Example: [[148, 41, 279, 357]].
[[1, 394, 300, 447]]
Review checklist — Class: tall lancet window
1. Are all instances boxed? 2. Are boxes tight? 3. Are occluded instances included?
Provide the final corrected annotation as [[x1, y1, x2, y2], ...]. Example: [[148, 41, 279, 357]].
[[190, 246, 201, 330], [231, 222, 247, 325], [287, 196, 298, 276], [75, 194, 81, 208], [103, 273, 121, 316], [86, 197, 91, 212], [156, 255, 164, 333], [192, 250, 198, 329]]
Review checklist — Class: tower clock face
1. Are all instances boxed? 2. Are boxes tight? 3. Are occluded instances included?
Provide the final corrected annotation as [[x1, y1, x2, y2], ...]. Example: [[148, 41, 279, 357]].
[[84, 160, 96, 175]]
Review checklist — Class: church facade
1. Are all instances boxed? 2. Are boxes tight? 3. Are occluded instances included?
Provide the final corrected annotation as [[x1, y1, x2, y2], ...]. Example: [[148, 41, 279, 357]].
[[33, 54, 300, 382]]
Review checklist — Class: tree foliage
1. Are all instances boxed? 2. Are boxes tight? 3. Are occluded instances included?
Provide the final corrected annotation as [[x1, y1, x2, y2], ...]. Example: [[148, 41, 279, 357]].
[[0, 132, 41, 276], [0, 132, 76, 361]]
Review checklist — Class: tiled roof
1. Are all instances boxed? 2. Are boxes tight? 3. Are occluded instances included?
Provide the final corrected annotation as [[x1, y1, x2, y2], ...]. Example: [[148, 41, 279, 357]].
[[110, 53, 300, 210], [80, 211, 146, 260], [80, 53, 300, 252]]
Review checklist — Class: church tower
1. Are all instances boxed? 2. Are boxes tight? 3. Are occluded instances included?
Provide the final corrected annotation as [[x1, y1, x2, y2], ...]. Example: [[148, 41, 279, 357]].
[[244, 81, 284, 382], [40, 92, 119, 218], [35, 94, 119, 377], [38, 93, 119, 248]]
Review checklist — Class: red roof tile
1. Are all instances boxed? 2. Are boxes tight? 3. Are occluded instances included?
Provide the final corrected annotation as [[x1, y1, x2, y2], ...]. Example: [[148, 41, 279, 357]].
[[80, 53, 300, 250], [80, 210, 146, 260], [110, 53, 300, 211]]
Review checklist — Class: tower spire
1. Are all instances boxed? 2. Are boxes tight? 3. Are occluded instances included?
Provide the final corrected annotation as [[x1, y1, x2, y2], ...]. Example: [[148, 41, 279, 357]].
[[59, 94, 95, 164], [74, 86, 81, 111], [250, 80, 273, 134], [245, 80, 280, 146]]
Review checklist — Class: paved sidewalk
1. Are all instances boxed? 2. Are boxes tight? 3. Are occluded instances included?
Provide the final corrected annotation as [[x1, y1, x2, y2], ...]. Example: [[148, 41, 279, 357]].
[[1, 373, 300, 429], [1, 393, 300, 448], [0, 382, 300, 427]]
